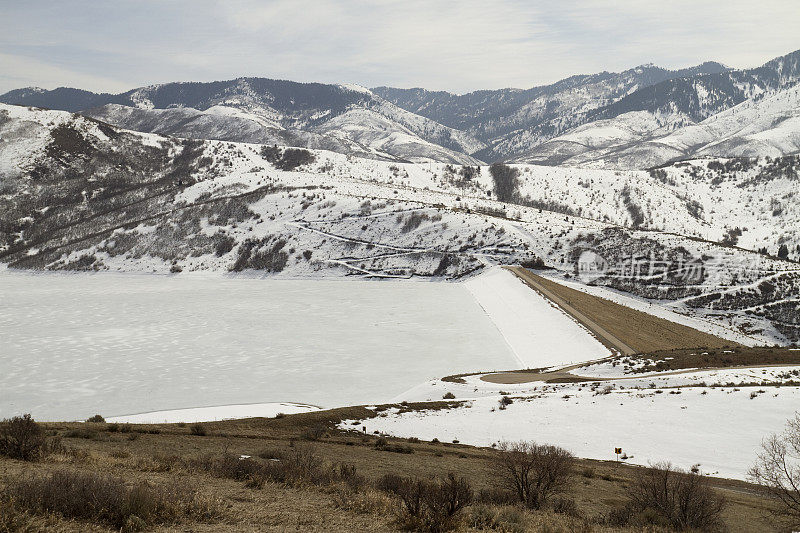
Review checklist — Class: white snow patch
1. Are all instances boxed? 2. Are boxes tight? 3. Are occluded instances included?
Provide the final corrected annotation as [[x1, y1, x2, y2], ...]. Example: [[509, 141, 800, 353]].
[[354, 386, 800, 480], [464, 267, 611, 368]]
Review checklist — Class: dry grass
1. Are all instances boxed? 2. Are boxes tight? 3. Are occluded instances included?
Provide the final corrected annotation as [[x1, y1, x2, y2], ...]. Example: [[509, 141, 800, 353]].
[[0, 411, 778, 532]]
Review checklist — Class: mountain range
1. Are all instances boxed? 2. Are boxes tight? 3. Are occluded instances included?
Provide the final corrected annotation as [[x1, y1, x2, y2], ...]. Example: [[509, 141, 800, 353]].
[[3, 48, 800, 169]]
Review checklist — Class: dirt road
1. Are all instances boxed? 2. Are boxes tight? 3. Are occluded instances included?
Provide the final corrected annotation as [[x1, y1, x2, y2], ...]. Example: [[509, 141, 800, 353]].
[[503, 266, 737, 354]]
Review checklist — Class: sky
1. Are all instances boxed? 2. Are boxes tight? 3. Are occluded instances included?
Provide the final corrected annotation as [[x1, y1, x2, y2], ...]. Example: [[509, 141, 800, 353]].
[[1, 0, 799, 95]]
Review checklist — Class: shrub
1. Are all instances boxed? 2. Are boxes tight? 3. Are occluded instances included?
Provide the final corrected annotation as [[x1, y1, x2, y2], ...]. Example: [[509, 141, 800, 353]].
[[260, 145, 315, 170], [377, 473, 408, 494], [331, 486, 393, 515], [442, 392, 455, 400], [469, 504, 525, 532], [0, 497, 38, 533], [551, 496, 579, 516], [199, 447, 361, 489], [625, 462, 726, 531], [64, 428, 103, 440], [424, 473, 473, 529], [0, 414, 47, 461], [7, 468, 216, 529], [379, 473, 472, 532], [189, 424, 207, 436], [477, 487, 518, 506], [86, 414, 105, 423], [495, 441, 574, 509], [204, 454, 265, 482], [301, 424, 326, 441], [276, 148, 315, 170]]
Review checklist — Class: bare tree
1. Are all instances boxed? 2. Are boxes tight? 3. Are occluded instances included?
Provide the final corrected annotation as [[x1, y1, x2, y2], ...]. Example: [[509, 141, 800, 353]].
[[495, 441, 574, 509], [628, 462, 726, 531], [749, 414, 800, 528]]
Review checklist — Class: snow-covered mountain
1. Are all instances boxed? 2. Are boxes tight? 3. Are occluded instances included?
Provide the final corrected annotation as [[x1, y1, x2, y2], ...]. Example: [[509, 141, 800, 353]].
[[377, 50, 800, 162], [0, 79, 483, 165], [516, 80, 800, 168], [3, 49, 799, 168], [1, 103, 797, 343]]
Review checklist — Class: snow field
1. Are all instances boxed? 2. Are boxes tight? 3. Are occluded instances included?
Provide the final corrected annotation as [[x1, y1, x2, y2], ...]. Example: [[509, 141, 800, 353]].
[[350, 380, 800, 480], [464, 267, 611, 368]]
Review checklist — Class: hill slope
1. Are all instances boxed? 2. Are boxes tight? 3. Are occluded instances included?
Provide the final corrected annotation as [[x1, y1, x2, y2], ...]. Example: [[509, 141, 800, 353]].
[[516, 83, 800, 168], [1, 79, 484, 165]]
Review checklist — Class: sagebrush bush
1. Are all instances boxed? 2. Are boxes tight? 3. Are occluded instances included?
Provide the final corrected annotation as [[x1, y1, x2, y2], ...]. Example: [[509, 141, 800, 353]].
[[301, 424, 326, 441], [551, 496, 579, 517], [469, 504, 526, 533], [0, 414, 47, 461], [7, 468, 217, 530], [477, 487, 518, 506], [621, 462, 726, 531], [197, 447, 364, 491], [378, 472, 472, 532], [189, 424, 207, 436], [0, 497, 38, 533]]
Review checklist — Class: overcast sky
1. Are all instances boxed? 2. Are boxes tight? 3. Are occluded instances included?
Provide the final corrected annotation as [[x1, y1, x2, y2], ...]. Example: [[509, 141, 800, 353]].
[[1, 0, 799, 95]]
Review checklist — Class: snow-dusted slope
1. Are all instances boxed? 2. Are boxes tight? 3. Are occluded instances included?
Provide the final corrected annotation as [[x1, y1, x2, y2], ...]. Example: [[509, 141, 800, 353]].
[[518, 84, 800, 168], [464, 267, 612, 367], [3, 49, 799, 166], [0, 103, 797, 343], [5, 79, 484, 165], [83, 103, 382, 159]]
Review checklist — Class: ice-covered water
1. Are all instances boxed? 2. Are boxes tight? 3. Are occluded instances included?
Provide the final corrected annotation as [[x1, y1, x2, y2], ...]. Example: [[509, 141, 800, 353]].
[[0, 271, 518, 421]]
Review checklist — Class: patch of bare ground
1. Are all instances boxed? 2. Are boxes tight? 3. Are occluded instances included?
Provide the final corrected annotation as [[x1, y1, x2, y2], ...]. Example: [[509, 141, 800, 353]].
[[507, 267, 740, 353], [619, 346, 800, 373], [0, 408, 780, 532]]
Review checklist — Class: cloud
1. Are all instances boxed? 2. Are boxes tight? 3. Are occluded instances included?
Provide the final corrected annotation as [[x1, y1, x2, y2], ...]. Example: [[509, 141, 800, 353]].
[[0, 52, 132, 93], [0, 0, 797, 94]]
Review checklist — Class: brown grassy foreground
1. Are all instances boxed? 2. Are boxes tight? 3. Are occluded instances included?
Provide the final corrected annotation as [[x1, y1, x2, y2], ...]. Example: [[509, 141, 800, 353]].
[[507, 267, 738, 353], [0, 407, 781, 532]]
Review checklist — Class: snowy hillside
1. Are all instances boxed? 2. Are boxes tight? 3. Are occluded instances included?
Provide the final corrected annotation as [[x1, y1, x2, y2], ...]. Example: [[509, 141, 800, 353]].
[[0, 103, 798, 343], [374, 61, 731, 159], [1, 79, 483, 165], [517, 83, 800, 168]]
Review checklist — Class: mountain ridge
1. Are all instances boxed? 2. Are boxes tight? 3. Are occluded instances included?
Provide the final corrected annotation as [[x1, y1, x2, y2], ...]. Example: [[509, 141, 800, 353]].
[[1, 50, 798, 168]]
